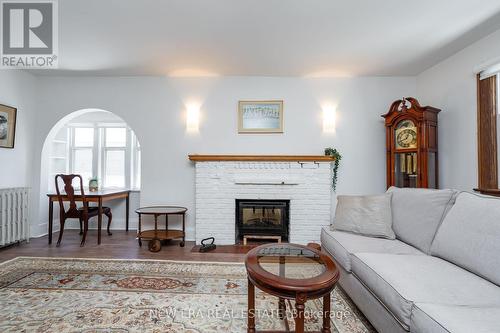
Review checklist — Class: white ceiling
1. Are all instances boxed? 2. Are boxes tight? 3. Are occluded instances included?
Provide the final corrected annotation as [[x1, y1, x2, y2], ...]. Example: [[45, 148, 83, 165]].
[[32, 0, 500, 77]]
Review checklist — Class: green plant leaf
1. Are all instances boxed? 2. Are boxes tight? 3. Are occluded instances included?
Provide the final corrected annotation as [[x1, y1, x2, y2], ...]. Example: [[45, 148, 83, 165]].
[[324, 147, 342, 191]]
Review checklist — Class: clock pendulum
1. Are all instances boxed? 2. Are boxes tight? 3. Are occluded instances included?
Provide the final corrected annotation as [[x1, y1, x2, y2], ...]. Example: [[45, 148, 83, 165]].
[[407, 154, 413, 174]]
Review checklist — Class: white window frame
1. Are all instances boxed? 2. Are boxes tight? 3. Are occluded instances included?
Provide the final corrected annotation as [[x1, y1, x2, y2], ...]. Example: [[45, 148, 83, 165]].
[[101, 124, 129, 189], [68, 124, 95, 186], [130, 131, 141, 190], [65, 122, 140, 190]]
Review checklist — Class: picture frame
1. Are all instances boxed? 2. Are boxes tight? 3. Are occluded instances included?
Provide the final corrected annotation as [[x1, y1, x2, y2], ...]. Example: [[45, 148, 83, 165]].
[[238, 100, 283, 133], [0, 104, 17, 149]]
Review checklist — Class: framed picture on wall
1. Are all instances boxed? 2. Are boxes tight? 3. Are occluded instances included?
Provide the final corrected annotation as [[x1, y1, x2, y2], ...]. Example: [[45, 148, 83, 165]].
[[0, 104, 17, 149], [238, 100, 283, 133]]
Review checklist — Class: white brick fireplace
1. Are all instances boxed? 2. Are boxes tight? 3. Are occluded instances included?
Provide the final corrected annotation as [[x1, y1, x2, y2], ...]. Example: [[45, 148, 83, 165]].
[[191, 155, 333, 245]]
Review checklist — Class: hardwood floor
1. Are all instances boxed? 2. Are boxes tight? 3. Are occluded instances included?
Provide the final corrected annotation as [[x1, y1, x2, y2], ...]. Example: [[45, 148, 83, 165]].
[[0, 230, 250, 263]]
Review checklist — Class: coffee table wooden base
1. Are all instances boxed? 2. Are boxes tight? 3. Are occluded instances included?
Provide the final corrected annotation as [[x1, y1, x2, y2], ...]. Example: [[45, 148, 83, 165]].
[[245, 243, 339, 333], [247, 278, 333, 333]]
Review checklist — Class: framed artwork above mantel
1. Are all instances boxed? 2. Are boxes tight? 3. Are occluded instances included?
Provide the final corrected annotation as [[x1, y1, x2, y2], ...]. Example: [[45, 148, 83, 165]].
[[0, 104, 17, 149], [238, 100, 283, 133]]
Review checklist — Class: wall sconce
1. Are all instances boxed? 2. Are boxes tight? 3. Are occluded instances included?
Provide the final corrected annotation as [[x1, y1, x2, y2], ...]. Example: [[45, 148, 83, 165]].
[[186, 103, 200, 133], [322, 105, 336, 133]]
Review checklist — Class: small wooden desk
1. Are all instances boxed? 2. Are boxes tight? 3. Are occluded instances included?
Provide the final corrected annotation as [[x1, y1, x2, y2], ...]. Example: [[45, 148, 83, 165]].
[[47, 189, 131, 245]]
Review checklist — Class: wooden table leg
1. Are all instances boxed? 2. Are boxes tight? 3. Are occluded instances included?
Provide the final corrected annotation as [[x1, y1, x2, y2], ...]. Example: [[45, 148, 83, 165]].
[[278, 298, 286, 320], [137, 214, 142, 246], [125, 193, 129, 232], [295, 293, 306, 333], [322, 292, 331, 333], [278, 255, 286, 319], [48, 198, 53, 244], [97, 198, 103, 245], [248, 278, 256, 333], [180, 213, 185, 247]]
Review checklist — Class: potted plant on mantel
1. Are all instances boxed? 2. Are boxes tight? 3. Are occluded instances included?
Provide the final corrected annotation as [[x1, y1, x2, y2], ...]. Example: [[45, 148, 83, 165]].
[[324, 148, 342, 191]]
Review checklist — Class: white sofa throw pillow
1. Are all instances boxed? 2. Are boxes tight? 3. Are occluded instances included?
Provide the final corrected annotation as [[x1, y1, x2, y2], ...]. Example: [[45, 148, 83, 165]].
[[332, 193, 395, 239]]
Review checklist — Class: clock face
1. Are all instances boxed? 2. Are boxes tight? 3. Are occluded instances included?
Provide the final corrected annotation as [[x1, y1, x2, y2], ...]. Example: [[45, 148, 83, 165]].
[[395, 120, 417, 149]]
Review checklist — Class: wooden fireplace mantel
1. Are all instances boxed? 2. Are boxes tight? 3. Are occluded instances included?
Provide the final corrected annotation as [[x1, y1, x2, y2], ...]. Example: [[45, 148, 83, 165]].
[[188, 154, 335, 162]]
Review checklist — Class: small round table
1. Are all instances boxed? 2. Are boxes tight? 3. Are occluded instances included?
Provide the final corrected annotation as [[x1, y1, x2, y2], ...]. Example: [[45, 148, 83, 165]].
[[245, 243, 339, 333], [135, 206, 187, 252]]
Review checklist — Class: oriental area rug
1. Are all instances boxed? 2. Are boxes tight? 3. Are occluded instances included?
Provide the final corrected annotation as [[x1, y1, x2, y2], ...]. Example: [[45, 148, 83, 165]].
[[0, 257, 374, 333]]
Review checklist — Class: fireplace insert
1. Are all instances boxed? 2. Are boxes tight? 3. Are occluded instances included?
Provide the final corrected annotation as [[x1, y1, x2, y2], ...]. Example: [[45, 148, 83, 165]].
[[235, 199, 289, 244]]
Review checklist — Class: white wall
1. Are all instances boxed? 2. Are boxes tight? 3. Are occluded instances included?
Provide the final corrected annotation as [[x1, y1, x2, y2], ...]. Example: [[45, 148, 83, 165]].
[[30, 76, 415, 239], [0, 71, 37, 188], [417, 28, 500, 190]]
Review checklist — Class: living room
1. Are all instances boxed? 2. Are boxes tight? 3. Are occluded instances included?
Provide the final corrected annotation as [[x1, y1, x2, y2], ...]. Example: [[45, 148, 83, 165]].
[[1, 1, 500, 332]]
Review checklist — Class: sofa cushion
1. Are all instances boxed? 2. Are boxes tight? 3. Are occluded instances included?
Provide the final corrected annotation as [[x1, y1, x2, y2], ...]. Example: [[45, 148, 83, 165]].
[[431, 192, 500, 286], [387, 187, 457, 254], [333, 193, 395, 239], [411, 303, 500, 333], [351, 253, 500, 330], [320, 227, 423, 272]]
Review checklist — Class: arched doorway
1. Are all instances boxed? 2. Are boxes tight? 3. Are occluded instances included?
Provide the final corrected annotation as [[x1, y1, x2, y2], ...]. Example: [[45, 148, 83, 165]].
[[38, 109, 141, 234]]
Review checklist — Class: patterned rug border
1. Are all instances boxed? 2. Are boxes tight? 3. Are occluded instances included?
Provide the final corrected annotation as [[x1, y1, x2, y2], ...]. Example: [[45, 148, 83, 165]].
[[0, 256, 252, 290], [0, 256, 245, 267]]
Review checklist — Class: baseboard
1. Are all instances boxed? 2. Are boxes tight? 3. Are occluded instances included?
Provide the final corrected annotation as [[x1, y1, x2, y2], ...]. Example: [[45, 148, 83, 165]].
[[31, 221, 195, 242], [33, 219, 137, 238]]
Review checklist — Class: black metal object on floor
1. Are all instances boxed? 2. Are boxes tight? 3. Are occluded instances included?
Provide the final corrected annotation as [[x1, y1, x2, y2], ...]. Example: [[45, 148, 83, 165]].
[[199, 237, 216, 252]]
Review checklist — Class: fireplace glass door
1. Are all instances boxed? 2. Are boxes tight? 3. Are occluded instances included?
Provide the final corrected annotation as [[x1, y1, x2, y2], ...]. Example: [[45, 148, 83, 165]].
[[236, 200, 289, 243]]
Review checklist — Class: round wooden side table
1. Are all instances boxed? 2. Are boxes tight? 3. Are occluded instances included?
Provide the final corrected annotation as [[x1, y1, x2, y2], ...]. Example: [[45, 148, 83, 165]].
[[245, 243, 339, 333], [135, 206, 187, 252]]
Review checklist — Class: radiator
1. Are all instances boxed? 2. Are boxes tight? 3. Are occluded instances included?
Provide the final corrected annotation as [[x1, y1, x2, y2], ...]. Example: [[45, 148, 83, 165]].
[[0, 187, 30, 247]]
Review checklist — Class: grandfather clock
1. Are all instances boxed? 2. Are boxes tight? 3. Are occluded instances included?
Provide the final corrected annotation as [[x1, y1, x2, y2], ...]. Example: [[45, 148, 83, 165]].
[[382, 97, 440, 189]]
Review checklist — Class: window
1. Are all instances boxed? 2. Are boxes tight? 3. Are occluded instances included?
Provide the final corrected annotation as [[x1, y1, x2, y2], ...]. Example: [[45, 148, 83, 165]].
[[71, 127, 94, 186], [498, 75, 500, 183], [104, 151, 125, 187], [103, 128, 127, 188], [65, 124, 140, 190], [477, 71, 498, 194]]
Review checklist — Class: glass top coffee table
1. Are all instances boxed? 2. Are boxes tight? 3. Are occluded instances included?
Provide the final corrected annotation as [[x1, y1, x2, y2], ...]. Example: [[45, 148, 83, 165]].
[[245, 243, 339, 333], [135, 206, 187, 252]]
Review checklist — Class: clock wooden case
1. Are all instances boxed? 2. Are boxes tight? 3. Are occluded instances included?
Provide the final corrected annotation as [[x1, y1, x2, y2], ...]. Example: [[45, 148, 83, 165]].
[[382, 97, 440, 189]]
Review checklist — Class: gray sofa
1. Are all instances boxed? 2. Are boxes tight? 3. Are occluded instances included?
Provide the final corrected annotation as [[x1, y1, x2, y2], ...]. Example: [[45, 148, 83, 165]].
[[321, 188, 500, 333]]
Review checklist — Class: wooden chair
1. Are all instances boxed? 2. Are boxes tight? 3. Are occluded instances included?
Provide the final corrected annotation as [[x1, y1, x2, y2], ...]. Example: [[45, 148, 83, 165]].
[[55, 174, 112, 247]]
